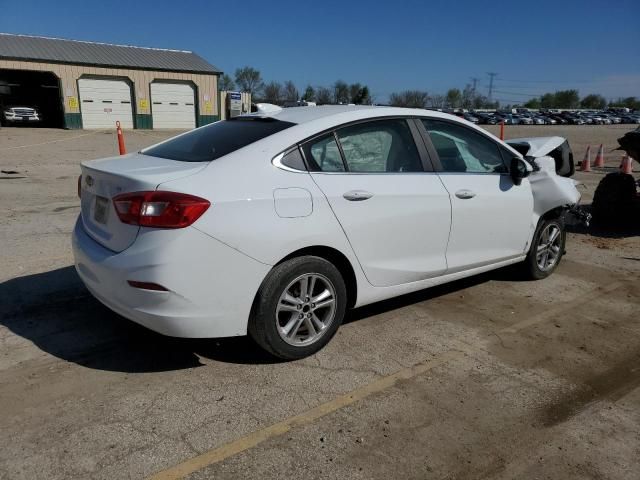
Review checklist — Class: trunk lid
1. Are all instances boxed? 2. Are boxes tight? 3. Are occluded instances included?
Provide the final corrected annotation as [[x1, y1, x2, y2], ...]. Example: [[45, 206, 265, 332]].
[[79, 153, 208, 252]]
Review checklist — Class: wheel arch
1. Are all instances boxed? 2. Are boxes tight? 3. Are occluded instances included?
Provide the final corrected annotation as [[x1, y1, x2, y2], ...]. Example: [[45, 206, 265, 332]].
[[275, 246, 358, 309], [540, 206, 566, 222]]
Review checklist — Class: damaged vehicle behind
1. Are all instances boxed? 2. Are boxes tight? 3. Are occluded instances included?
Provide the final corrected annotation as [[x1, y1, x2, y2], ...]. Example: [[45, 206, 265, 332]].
[[72, 106, 584, 359]]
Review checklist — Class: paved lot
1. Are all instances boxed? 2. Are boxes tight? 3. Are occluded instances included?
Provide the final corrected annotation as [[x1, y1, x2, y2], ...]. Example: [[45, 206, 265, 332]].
[[1, 125, 639, 479]]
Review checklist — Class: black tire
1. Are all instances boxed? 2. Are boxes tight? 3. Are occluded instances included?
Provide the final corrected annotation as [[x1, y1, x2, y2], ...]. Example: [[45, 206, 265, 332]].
[[521, 216, 566, 280], [248, 256, 347, 360], [591, 172, 637, 228]]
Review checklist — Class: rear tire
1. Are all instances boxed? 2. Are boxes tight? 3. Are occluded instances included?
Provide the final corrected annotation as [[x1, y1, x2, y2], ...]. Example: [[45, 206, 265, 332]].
[[591, 172, 637, 228], [521, 216, 566, 280], [248, 256, 347, 360]]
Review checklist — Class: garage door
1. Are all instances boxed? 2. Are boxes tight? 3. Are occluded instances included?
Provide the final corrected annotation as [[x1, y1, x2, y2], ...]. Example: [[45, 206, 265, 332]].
[[151, 83, 196, 129], [78, 78, 134, 129]]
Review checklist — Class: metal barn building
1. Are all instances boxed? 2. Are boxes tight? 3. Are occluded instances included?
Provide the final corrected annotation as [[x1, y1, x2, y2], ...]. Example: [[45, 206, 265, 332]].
[[0, 33, 221, 129]]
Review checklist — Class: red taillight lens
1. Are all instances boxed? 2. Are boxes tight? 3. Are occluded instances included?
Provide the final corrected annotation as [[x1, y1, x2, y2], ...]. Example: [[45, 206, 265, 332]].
[[78, 175, 82, 199], [113, 191, 210, 228]]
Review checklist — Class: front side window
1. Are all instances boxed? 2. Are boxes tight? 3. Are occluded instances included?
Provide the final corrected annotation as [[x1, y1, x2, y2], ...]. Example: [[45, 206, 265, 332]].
[[336, 119, 423, 173], [422, 119, 507, 173]]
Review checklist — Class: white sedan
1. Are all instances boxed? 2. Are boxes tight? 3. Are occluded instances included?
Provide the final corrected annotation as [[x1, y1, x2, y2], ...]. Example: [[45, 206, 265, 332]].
[[73, 106, 581, 359]]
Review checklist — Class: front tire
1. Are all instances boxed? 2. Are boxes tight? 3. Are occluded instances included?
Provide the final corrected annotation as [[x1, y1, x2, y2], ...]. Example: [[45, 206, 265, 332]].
[[248, 256, 347, 360], [522, 217, 566, 280]]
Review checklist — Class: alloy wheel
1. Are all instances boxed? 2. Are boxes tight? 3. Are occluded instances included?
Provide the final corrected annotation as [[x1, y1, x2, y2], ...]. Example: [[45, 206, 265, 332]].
[[275, 273, 337, 347], [536, 223, 562, 272]]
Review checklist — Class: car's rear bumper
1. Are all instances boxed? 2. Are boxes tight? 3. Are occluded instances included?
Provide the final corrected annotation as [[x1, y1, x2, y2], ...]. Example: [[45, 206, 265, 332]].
[[72, 216, 271, 338]]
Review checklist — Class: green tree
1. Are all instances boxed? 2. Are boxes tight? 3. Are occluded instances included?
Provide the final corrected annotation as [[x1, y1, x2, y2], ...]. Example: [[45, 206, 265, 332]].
[[539, 93, 556, 109], [349, 83, 362, 103], [315, 87, 333, 105], [353, 86, 371, 105], [609, 96, 640, 110], [446, 88, 462, 108], [262, 81, 283, 104], [524, 98, 541, 109], [283, 81, 298, 102], [218, 74, 235, 92], [580, 94, 607, 109], [389, 90, 429, 108], [333, 80, 350, 104], [461, 85, 475, 109], [553, 90, 580, 109], [302, 85, 315, 102], [473, 95, 495, 109], [234, 66, 264, 95]]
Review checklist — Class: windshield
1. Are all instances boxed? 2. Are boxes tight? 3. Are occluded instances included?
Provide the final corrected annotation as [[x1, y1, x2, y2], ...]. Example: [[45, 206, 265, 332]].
[[141, 117, 295, 162]]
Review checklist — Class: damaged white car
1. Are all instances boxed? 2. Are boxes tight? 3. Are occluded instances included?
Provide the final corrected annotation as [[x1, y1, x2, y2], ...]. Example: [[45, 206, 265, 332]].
[[73, 106, 585, 359]]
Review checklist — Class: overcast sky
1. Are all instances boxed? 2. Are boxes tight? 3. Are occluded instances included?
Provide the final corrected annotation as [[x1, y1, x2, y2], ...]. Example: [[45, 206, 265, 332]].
[[1, 0, 638, 103]]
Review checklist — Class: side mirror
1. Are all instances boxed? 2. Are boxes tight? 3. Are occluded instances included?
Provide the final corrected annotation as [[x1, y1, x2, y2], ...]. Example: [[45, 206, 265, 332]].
[[510, 157, 530, 186]]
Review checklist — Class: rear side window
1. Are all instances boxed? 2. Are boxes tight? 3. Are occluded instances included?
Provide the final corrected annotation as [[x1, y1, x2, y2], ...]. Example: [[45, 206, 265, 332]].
[[336, 119, 423, 173], [142, 117, 295, 162], [303, 134, 346, 172]]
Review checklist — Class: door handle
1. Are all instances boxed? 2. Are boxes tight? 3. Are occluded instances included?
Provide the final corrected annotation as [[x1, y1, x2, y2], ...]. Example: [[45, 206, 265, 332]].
[[343, 190, 374, 201], [455, 189, 476, 199]]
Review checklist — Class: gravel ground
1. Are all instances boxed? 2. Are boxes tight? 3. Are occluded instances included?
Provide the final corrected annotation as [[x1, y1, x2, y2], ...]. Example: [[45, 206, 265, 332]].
[[0, 124, 638, 480]]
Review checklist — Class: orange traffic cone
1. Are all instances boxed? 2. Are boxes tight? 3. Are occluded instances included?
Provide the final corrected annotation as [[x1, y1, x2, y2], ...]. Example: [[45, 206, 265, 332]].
[[594, 144, 604, 167], [580, 145, 591, 172], [620, 154, 633, 174]]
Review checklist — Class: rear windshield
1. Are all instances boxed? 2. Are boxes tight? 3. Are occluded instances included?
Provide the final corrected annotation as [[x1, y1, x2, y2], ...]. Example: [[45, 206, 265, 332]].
[[141, 117, 295, 162]]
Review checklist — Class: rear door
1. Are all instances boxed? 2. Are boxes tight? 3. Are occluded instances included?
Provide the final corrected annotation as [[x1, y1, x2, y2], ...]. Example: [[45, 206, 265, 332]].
[[307, 118, 451, 287], [419, 118, 533, 272]]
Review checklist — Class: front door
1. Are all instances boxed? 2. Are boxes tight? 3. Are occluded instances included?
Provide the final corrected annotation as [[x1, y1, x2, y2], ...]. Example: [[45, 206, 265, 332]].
[[306, 118, 451, 287], [420, 119, 534, 273]]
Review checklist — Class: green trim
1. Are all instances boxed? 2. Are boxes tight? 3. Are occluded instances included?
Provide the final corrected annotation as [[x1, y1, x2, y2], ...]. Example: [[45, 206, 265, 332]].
[[135, 114, 153, 129], [64, 113, 82, 129], [198, 115, 218, 127]]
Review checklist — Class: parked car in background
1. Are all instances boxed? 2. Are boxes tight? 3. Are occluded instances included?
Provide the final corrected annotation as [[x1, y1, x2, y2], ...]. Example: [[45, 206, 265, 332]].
[[620, 115, 640, 124], [515, 115, 533, 125], [462, 113, 479, 124], [537, 115, 557, 125], [474, 113, 498, 125], [72, 105, 582, 359], [1, 105, 41, 125], [495, 113, 519, 125]]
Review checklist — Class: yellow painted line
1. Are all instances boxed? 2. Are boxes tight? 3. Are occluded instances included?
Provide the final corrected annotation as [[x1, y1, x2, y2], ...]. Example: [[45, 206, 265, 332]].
[[146, 350, 462, 480], [148, 280, 628, 479], [0, 131, 100, 151], [500, 281, 624, 334]]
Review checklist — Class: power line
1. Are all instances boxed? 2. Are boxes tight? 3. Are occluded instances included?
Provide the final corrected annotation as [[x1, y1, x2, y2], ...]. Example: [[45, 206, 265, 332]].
[[492, 89, 541, 97], [470, 77, 479, 93], [487, 72, 498, 100]]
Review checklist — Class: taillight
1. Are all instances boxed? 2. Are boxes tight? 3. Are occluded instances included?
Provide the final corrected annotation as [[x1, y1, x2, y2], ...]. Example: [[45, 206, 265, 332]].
[[113, 191, 210, 228], [78, 175, 82, 199]]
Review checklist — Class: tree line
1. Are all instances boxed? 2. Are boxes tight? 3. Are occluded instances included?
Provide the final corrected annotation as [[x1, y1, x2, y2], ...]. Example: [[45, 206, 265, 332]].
[[220, 66, 639, 110], [220, 67, 372, 105], [522, 90, 640, 111], [389, 86, 497, 110]]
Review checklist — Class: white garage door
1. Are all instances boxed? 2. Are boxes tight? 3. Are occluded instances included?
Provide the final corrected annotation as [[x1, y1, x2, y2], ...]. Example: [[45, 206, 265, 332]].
[[78, 78, 134, 129], [151, 83, 196, 129]]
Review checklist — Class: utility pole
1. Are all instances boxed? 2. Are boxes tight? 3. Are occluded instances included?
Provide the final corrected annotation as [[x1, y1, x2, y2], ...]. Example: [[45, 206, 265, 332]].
[[487, 72, 498, 101], [470, 77, 479, 94]]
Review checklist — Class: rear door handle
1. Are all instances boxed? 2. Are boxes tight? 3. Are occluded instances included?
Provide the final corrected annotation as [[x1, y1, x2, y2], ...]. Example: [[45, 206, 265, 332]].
[[455, 189, 476, 199], [343, 190, 374, 201]]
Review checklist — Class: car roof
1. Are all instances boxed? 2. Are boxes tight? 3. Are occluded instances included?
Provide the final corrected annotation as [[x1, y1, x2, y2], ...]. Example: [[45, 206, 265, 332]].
[[245, 105, 461, 125]]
